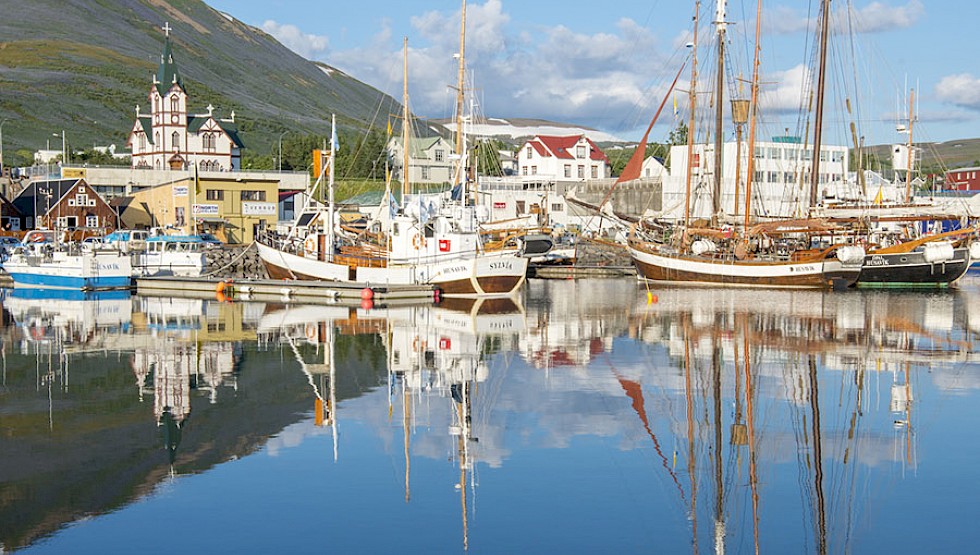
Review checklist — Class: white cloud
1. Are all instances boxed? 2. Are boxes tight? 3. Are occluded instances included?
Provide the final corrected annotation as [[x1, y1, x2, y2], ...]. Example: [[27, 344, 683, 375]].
[[936, 73, 980, 109], [262, 20, 329, 60], [327, 1, 676, 137], [764, 1, 924, 35], [849, 0, 924, 33]]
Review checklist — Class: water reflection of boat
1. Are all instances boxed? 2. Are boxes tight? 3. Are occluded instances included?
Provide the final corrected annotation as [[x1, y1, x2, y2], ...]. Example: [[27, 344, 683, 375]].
[[5, 288, 132, 347]]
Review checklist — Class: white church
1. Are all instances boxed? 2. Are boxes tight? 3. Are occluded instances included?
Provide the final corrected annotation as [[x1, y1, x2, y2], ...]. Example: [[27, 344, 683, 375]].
[[128, 23, 244, 171]]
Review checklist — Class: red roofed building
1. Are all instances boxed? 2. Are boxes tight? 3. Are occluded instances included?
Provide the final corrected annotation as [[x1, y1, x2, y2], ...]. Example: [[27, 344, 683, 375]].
[[516, 135, 610, 181]]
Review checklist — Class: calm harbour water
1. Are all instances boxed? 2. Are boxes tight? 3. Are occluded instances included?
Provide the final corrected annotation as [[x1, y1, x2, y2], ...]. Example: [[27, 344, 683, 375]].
[[1, 276, 979, 554]]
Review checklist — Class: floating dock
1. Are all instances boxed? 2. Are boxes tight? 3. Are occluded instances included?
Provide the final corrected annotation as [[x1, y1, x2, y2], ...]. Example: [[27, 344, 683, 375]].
[[136, 276, 437, 305], [528, 265, 636, 279]]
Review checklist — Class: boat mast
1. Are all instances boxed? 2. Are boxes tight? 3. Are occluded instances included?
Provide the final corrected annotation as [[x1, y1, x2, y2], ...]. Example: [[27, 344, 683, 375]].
[[683, 1, 701, 227], [454, 0, 468, 205], [742, 0, 763, 231], [327, 114, 336, 263], [808, 0, 832, 211], [402, 37, 411, 201], [904, 88, 915, 203], [712, 0, 727, 222]]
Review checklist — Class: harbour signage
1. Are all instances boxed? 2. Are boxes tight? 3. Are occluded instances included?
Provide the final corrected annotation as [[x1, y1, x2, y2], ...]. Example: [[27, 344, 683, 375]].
[[173, 185, 189, 197], [242, 201, 277, 216], [192, 204, 219, 215]]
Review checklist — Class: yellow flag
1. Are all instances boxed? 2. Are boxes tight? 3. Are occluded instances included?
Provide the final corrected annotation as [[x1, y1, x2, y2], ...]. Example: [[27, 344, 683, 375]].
[[673, 95, 678, 116], [387, 118, 392, 137], [873, 185, 883, 205]]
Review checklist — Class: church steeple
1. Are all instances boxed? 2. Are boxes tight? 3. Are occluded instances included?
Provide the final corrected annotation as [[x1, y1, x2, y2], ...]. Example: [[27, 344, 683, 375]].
[[155, 22, 184, 95]]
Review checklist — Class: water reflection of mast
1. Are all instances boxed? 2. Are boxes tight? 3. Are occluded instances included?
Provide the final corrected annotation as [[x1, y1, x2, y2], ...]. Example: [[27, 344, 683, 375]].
[[683, 320, 699, 555], [712, 345, 725, 554], [742, 326, 761, 555], [452, 381, 472, 551], [808, 355, 827, 555]]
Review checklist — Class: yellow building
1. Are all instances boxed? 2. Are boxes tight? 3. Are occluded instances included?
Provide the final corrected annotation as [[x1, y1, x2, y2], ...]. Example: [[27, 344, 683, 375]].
[[122, 175, 279, 244]]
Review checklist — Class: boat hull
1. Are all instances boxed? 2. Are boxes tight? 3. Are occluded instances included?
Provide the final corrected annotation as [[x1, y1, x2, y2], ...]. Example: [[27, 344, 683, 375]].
[[856, 247, 971, 287], [629, 242, 860, 289], [256, 241, 527, 297], [3, 251, 133, 290]]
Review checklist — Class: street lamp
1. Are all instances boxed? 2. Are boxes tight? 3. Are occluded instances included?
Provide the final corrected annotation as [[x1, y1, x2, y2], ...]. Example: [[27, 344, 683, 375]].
[[0, 119, 8, 175], [278, 131, 288, 172]]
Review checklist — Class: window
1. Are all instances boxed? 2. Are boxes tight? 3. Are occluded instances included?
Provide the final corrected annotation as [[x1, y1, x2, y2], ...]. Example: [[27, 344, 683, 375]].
[[240, 190, 266, 201], [783, 172, 795, 184], [768, 147, 780, 159], [754, 170, 764, 182], [155, 132, 160, 147], [421, 166, 429, 180], [577, 165, 585, 178], [171, 94, 180, 112], [591, 166, 598, 179], [203, 133, 214, 152], [531, 166, 537, 175], [172, 131, 180, 150], [576, 145, 586, 159], [768, 171, 779, 183], [819, 150, 828, 162], [206, 189, 224, 201], [564, 164, 571, 178], [434, 150, 444, 162], [139, 133, 146, 150], [526, 146, 533, 158], [551, 203, 563, 212], [754, 146, 764, 159], [522, 166, 528, 176], [86, 215, 99, 227]]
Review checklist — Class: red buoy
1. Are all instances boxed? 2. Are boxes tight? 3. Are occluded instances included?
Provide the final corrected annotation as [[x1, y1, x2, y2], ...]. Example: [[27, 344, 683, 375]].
[[360, 298, 374, 310], [360, 287, 374, 300]]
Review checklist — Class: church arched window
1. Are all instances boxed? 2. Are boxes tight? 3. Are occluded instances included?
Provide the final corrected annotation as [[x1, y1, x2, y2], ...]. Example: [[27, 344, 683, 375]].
[[172, 131, 180, 150], [155, 159, 161, 170], [139, 133, 146, 150], [155, 132, 160, 147], [171, 94, 180, 113]]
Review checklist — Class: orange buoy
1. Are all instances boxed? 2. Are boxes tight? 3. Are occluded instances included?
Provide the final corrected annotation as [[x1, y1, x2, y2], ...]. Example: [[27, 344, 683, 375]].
[[360, 287, 374, 301], [215, 280, 232, 302], [360, 298, 374, 310]]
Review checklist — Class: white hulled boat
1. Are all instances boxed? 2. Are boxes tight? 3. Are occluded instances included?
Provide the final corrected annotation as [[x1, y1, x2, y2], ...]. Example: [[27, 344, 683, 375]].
[[2, 230, 133, 291]]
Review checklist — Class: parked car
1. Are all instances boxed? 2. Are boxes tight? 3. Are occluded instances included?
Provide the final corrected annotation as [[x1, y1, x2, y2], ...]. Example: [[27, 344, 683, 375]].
[[199, 233, 223, 249], [0, 236, 21, 261]]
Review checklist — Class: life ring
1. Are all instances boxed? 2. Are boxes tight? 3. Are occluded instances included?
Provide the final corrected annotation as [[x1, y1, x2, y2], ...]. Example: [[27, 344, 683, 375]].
[[412, 336, 427, 351], [305, 323, 318, 342], [412, 234, 426, 250], [304, 235, 317, 253]]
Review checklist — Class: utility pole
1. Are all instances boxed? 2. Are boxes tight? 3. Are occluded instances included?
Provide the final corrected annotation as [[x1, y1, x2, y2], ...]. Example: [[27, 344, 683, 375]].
[[0, 119, 8, 175]]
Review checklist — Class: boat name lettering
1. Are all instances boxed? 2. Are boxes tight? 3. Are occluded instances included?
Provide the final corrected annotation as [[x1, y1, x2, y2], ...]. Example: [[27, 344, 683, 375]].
[[446, 265, 467, 274], [868, 255, 889, 267], [99, 263, 121, 270], [790, 265, 816, 272], [489, 261, 513, 270]]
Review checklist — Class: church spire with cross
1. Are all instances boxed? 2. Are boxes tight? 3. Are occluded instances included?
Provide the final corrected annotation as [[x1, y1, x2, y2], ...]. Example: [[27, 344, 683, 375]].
[[155, 22, 184, 95]]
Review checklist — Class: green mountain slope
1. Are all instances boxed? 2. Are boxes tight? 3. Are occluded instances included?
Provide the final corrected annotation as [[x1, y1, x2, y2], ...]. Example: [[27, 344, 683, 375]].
[[0, 0, 400, 164]]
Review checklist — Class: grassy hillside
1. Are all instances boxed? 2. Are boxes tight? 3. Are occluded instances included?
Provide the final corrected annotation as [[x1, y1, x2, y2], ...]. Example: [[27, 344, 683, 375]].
[[0, 0, 401, 165]]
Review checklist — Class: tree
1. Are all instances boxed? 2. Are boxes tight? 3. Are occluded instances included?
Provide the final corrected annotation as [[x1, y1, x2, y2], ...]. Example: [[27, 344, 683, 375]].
[[669, 122, 688, 146]]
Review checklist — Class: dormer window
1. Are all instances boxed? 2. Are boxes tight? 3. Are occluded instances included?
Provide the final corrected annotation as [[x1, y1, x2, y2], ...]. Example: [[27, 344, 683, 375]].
[[526, 146, 532, 159], [576, 145, 586, 159]]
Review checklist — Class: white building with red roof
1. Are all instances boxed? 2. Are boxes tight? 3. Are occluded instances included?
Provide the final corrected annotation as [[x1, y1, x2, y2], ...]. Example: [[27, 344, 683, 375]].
[[517, 135, 610, 181]]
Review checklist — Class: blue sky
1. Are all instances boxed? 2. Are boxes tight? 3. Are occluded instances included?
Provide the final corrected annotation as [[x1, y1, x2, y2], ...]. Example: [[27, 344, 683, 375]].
[[204, 0, 978, 145]]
